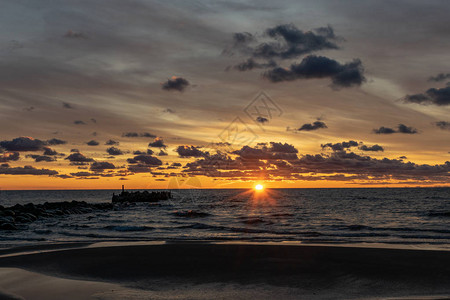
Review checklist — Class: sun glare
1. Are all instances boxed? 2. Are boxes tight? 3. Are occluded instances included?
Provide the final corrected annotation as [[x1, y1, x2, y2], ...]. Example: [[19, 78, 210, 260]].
[[254, 184, 264, 191]]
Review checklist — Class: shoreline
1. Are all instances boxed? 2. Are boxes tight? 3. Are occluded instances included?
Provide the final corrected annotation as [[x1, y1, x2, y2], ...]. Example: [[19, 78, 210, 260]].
[[0, 242, 449, 299]]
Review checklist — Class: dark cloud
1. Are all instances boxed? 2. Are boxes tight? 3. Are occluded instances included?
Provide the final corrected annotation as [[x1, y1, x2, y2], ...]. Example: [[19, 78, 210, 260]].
[[26, 155, 56, 162], [105, 139, 119, 145], [74, 120, 86, 125], [62, 102, 74, 109], [176, 145, 209, 157], [0, 152, 20, 162], [397, 124, 418, 134], [233, 32, 255, 45], [148, 137, 167, 148], [256, 116, 269, 124], [70, 149, 79, 153], [122, 132, 156, 138], [231, 24, 339, 60], [106, 147, 123, 156], [233, 58, 276, 71], [158, 150, 168, 156], [264, 55, 365, 88], [298, 121, 328, 131], [359, 144, 384, 152], [86, 140, 99, 146], [435, 121, 450, 130], [232, 142, 298, 160], [123, 132, 139, 137], [90, 118, 97, 123], [373, 126, 396, 134], [0, 137, 45, 151], [47, 138, 67, 145], [0, 165, 58, 176], [374, 124, 418, 134], [162, 77, 189, 92], [43, 147, 57, 156], [268, 142, 298, 153], [141, 132, 157, 138], [65, 152, 94, 162], [428, 73, 450, 82], [321, 140, 359, 151], [127, 155, 162, 166], [90, 161, 116, 171], [127, 164, 153, 173], [404, 86, 450, 106]]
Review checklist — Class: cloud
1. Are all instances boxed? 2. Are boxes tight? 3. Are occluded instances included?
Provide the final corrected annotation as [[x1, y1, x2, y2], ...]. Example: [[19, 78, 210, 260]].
[[263, 55, 366, 88], [65, 152, 94, 162], [397, 124, 418, 134], [0, 165, 58, 176], [86, 140, 99, 146], [373, 124, 418, 134], [230, 24, 339, 60], [62, 102, 74, 109], [148, 137, 167, 148], [105, 139, 119, 145], [43, 147, 58, 156], [90, 161, 116, 171], [321, 141, 384, 152], [127, 155, 162, 166], [162, 76, 190, 92], [404, 86, 450, 106], [182, 141, 450, 183], [359, 144, 384, 152], [26, 155, 56, 162], [0, 152, 20, 162], [435, 121, 450, 130], [106, 147, 123, 155], [0, 137, 45, 151], [47, 138, 67, 145], [256, 116, 269, 124], [233, 58, 276, 71], [74, 120, 86, 125], [321, 140, 359, 151], [428, 73, 450, 82], [133, 149, 154, 155], [141, 132, 157, 138], [122, 132, 156, 138], [176, 145, 209, 157], [232, 142, 298, 160], [158, 150, 168, 156], [373, 126, 396, 134], [298, 121, 328, 131]]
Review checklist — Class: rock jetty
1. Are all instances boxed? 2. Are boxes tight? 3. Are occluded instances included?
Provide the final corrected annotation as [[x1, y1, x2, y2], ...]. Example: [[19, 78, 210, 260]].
[[0, 201, 113, 230]]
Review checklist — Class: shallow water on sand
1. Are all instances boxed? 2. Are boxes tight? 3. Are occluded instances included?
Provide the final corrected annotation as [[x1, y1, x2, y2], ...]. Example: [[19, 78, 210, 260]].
[[0, 188, 449, 248]]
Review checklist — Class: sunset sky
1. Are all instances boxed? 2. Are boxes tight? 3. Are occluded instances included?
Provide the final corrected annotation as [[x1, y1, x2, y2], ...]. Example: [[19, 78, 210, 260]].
[[1, 0, 449, 189]]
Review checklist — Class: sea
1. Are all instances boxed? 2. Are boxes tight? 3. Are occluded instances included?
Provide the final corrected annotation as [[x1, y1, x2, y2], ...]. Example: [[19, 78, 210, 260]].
[[0, 188, 449, 249]]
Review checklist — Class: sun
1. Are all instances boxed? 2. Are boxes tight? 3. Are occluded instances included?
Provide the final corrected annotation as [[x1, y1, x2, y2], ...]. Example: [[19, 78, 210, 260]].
[[254, 184, 264, 191]]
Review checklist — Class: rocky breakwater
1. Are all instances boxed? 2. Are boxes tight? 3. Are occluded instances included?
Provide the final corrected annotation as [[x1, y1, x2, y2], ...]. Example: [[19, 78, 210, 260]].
[[0, 201, 113, 231]]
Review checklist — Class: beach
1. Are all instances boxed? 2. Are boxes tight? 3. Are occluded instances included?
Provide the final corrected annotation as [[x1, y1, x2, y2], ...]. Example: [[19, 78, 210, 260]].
[[0, 242, 449, 299]]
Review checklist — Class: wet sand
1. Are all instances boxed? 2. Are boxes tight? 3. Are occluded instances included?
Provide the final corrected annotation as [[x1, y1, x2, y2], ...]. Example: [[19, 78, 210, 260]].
[[0, 242, 449, 299]]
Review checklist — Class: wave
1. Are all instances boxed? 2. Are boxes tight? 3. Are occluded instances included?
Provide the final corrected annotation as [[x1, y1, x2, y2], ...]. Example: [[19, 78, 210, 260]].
[[172, 210, 211, 218], [103, 225, 154, 232], [426, 211, 450, 218]]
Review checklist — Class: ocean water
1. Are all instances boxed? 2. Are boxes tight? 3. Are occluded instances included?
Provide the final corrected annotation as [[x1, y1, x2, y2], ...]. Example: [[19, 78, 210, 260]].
[[0, 188, 449, 248]]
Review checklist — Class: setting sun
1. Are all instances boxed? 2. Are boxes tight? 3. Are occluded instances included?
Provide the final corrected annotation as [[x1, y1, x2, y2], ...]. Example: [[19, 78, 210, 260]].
[[254, 184, 264, 191]]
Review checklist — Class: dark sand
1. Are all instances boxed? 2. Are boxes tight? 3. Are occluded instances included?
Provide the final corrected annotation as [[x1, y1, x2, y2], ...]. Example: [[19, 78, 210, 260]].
[[0, 242, 449, 299]]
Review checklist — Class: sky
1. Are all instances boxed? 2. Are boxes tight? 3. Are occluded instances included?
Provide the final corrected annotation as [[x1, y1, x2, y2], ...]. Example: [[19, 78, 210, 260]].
[[0, 0, 449, 190]]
